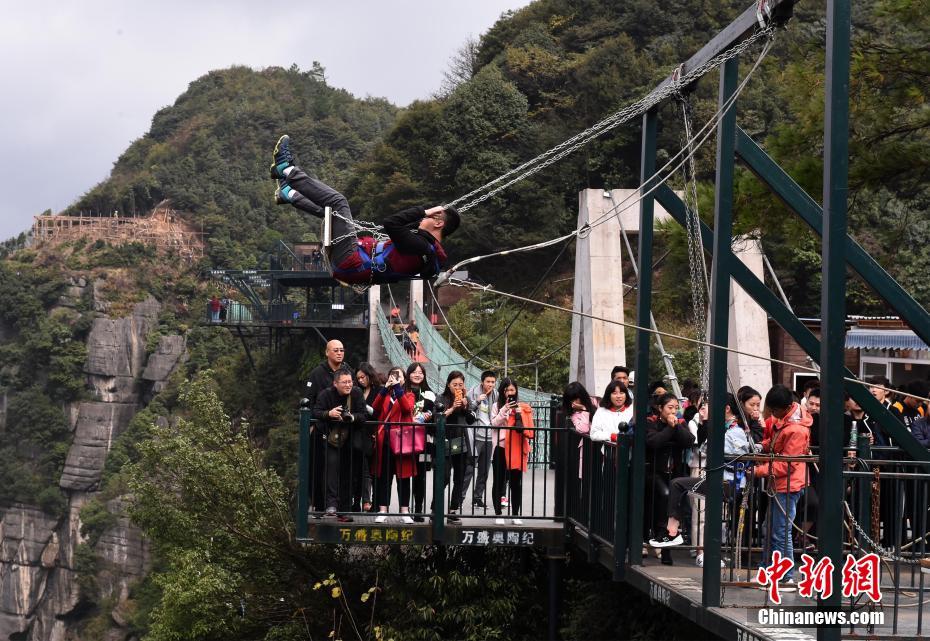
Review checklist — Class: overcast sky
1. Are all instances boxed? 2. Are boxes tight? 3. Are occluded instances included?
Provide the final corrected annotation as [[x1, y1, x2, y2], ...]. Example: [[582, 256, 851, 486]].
[[0, 1, 530, 241]]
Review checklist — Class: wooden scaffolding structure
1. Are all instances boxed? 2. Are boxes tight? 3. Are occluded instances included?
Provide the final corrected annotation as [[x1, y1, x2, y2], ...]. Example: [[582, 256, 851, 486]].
[[32, 201, 204, 260]]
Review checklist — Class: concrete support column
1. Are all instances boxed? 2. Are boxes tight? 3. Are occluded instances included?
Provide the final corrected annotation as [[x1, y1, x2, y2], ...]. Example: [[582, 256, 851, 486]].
[[409, 280, 424, 321], [570, 189, 626, 395], [727, 234, 773, 394], [366, 285, 392, 372]]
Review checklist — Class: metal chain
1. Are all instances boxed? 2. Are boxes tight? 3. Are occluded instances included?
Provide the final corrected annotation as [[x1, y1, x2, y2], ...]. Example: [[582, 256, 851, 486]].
[[846, 503, 923, 565], [679, 97, 711, 392], [449, 23, 776, 213]]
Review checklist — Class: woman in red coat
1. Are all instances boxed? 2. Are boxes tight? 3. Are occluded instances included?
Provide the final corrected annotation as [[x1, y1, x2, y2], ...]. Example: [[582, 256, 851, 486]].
[[371, 367, 419, 524]]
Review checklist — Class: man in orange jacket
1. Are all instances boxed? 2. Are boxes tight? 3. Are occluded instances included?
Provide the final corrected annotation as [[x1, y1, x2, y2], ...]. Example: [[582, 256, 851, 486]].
[[755, 384, 813, 583]]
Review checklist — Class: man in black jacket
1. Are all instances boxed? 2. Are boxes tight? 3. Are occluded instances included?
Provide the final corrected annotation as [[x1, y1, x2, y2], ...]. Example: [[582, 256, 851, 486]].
[[270, 134, 460, 285], [305, 340, 349, 514], [313, 369, 367, 522]]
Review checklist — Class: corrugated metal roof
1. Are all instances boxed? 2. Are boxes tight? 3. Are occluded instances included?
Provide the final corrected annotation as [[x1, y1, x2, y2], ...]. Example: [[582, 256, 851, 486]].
[[845, 329, 929, 351]]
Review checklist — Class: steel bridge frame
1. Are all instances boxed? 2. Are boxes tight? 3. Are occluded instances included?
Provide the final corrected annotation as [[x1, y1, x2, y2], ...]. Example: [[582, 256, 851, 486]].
[[626, 1, 930, 639]]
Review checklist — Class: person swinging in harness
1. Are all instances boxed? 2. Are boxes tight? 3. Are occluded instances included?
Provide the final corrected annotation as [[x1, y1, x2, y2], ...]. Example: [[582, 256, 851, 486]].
[[269, 135, 460, 285]]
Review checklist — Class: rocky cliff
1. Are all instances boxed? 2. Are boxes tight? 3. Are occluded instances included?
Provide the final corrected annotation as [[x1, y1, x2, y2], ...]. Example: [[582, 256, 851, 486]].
[[0, 283, 188, 641]]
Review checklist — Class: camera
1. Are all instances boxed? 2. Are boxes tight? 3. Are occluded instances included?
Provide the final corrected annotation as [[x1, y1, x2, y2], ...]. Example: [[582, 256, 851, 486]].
[[507, 395, 516, 404]]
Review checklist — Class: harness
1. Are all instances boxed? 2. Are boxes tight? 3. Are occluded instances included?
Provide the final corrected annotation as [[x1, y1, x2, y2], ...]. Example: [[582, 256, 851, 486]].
[[333, 238, 442, 283]]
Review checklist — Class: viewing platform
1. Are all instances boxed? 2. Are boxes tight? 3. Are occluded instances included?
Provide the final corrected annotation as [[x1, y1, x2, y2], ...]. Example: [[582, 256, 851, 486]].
[[296, 402, 930, 640]]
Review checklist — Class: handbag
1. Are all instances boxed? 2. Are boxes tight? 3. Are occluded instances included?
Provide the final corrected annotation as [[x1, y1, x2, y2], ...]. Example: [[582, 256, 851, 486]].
[[445, 436, 465, 456], [390, 423, 427, 455], [327, 425, 349, 448]]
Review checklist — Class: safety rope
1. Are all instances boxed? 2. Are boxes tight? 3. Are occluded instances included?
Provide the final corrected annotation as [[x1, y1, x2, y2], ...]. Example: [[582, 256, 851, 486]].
[[444, 277, 930, 407], [436, 32, 776, 285], [445, 23, 776, 213]]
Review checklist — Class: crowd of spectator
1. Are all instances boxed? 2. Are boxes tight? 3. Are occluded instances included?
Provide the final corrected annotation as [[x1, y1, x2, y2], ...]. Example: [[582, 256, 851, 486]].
[[303, 340, 534, 525], [561, 365, 930, 580], [302, 339, 930, 582]]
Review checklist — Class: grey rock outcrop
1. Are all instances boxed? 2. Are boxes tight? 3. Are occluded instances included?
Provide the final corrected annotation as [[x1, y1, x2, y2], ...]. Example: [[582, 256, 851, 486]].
[[59, 403, 137, 491], [142, 335, 187, 393], [1, 294, 186, 640], [0, 506, 62, 640]]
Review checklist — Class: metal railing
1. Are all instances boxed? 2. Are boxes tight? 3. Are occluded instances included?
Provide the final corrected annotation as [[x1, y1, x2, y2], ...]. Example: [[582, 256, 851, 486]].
[[569, 428, 930, 636], [205, 301, 368, 326], [295, 400, 568, 542]]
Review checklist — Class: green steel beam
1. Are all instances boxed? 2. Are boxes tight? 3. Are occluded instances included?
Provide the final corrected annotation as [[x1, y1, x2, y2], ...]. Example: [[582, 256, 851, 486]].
[[432, 414, 447, 543], [819, 0, 852, 629], [734, 129, 930, 349], [613, 434, 632, 580], [655, 184, 930, 462], [701, 57, 739, 607], [631, 109, 659, 565]]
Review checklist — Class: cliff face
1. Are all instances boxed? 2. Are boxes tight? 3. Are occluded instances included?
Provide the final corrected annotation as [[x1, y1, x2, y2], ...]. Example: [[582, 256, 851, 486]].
[[0, 284, 188, 641]]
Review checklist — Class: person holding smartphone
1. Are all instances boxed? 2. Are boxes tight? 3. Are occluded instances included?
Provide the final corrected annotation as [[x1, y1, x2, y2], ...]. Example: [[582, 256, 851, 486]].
[[490, 378, 535, 523], [440, 371, 476, 522], [371, 367, 418, 524]]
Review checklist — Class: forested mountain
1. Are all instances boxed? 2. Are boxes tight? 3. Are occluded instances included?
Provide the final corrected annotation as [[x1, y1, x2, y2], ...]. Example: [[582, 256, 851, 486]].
[[67, 64, 397, 268], [1, 0, 928, 639]]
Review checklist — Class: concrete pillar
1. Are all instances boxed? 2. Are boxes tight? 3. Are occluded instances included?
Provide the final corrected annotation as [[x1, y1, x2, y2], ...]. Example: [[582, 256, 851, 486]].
[[727, 235, 772, 394], [366, 285, 392, 372], [570, 189, 671, 394], [409, 279, 424, 321]]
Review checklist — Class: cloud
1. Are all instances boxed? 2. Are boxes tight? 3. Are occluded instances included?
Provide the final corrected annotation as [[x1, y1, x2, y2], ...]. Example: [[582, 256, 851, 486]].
[[0, 1, 528, 240]]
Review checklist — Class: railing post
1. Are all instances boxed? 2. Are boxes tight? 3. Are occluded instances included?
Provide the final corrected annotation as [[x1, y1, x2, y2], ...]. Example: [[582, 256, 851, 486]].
[[432, 414, 447, 543], [819, 1, 851, 636], [631, 107, 658, 565], [296, 408, 312, 540], [702, 54, 739, 607], [614, 434, 631, 581], [552, 397, 566, 519]]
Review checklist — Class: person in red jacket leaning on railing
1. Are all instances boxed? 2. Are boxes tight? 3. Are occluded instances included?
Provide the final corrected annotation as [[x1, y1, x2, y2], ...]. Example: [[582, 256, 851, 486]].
[[755, 384, 813, 583]]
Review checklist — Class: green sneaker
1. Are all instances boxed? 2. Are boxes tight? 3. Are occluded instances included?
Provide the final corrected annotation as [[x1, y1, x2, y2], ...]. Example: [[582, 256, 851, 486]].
[[269, 134, 294, 179], [274, 180, 293, 205]]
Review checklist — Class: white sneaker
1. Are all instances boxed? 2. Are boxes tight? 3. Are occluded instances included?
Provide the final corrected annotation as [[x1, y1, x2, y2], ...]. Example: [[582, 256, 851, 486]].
[[375, 514, 387, 523], [648, 533, 684, 548], [401, 515, 415, 525], [495, 518, 505, 525], [695, 553, 725, 568], [512, 518, 524, 525]]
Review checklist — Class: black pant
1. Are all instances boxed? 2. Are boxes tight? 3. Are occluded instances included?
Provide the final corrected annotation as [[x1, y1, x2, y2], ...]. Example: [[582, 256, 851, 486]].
[[445, 453, 468, 511], [282, 167, 357, 266], [349, 447, 367, 511], [375, 437, 411, 508], [413, 459, 427, 512], [325, 444, 352, 512], [668, 476, 703, 522], [464, 439, 494, 504], [492, 447, 524, 516]]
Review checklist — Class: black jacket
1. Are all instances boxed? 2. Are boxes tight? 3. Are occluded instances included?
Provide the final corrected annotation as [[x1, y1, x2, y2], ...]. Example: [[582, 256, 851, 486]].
[[306, 360, 350, 408], [441, 391, 477, 445], [312, 386, 367, 435], [381, 206, 448, 279], [645, 415, 695, 477]]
